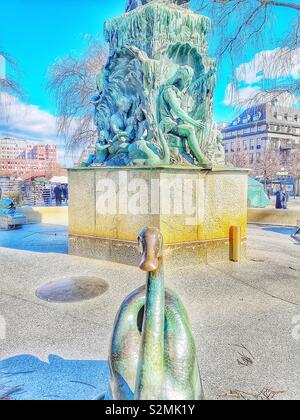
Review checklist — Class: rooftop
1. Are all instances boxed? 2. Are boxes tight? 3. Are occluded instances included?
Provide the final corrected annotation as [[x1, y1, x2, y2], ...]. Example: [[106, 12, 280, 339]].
[[223, 102, 300, 131]]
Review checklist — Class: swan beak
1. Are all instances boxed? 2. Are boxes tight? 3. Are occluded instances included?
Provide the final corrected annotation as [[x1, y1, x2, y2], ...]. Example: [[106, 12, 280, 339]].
[[138, 228, 162, 273], [139, 255, 159, 272]]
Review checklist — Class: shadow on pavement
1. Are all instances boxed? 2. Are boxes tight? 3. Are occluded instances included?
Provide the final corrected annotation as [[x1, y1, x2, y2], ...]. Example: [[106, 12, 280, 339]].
[[0, 224, 68, 254], [0, 354, 109, 400], [262, 227, 296, 236]]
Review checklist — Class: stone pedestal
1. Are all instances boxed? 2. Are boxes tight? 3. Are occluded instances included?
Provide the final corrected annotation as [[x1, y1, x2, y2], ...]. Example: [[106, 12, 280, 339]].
[[68, 166, 248, 269]]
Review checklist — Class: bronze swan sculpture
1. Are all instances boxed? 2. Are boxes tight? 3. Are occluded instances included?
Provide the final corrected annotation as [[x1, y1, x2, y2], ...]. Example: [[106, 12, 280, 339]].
[[104, 227, 204, 400]]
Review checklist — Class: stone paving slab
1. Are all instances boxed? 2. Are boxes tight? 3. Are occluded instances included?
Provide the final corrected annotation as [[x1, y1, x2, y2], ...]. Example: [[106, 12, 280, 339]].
[[0, 224, 299, 400]]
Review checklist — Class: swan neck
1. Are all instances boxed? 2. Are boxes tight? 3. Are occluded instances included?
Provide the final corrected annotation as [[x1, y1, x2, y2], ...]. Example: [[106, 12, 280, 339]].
[[134, 259, 165, 400]]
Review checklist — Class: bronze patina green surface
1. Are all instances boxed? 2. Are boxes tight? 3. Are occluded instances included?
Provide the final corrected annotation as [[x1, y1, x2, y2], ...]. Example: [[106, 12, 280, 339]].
[[106, 227, 204, 400], [86, 0, 224, 168]]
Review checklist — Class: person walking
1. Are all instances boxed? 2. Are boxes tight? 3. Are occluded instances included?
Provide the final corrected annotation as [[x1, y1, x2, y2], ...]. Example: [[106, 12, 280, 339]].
[[54, 184, 63, 207], [282, 186, 289, 210], [275, 185, 288, 210], [62, 184, 68, 205]]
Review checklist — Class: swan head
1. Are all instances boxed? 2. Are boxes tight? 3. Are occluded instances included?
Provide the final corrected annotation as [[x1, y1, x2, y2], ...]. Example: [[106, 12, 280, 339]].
[[138, 227, 163, 272]]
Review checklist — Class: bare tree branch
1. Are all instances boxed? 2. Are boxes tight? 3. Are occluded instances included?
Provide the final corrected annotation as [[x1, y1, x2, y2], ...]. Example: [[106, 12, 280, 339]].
[[219, 4, 265, 56], [256, 0, 300, 12], [195, 0, 300, 108], [0, 49, 22, 96], [215, 0, 300, 12], [48, 40, 107, 151]]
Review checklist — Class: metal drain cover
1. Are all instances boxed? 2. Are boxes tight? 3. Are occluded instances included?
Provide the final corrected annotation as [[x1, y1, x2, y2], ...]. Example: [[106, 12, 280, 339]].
[[36, 277, 108, 303]]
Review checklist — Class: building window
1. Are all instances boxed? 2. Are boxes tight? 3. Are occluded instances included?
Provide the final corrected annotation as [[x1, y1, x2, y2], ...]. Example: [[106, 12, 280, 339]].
[[253, 112, 262, 122], [242, 114, 251, 124]]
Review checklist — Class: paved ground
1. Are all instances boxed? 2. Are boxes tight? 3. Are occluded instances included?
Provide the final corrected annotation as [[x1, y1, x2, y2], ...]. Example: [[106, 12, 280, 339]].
[[0, 223, 299, 400], [0, 224, 68, 254]]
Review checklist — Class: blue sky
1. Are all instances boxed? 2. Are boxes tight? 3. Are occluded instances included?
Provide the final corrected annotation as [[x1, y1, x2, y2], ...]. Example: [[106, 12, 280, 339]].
[[1, 0, 123, 112], [0, 0, 299, 162]]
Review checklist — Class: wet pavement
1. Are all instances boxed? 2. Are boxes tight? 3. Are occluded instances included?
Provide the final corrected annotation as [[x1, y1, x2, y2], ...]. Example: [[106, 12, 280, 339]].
[[36, 277, 109, 303]]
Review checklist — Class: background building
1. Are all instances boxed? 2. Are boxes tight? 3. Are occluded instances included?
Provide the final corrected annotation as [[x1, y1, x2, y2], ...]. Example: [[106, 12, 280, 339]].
[[222, 103, 300, 165], [0, 137, 57, 179], [217, 122, 229, 131]]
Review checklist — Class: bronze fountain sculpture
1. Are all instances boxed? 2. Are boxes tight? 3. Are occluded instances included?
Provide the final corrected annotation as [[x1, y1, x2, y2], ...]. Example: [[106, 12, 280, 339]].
[[103, 227, 204, 400], [86, 0, 224, 168]]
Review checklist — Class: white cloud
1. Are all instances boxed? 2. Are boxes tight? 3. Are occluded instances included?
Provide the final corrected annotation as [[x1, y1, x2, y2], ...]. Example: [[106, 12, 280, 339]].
[[224, 47, 300, 108], [224, 83, 260, 107], [0, 93, 57, 138], [0, 93, 73, 165], [224, 83, 298, 108], [235, 47, 300, 85]]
